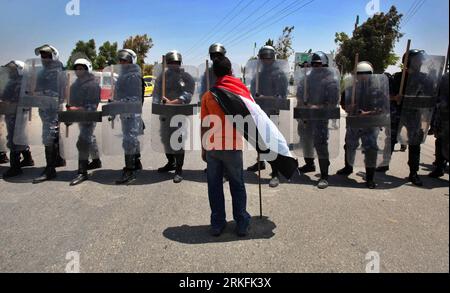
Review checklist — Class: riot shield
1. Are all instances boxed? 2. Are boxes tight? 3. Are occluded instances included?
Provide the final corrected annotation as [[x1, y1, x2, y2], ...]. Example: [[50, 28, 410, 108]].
[[244, 59, 292, 142], [292, 67, 341, 159], [101, 64, 144, 156], [198, 61, 242, 103], [151, 63, 199, 154], [58, 70, 102, 161], [437, 72, 449, 160], [0, 66, 28, 153], [0, 116, 6, 152], [13, 58, 64, 147], [0, 67, 13, 152], [343, 74, 391, 168], [398, 55, 446, 145]]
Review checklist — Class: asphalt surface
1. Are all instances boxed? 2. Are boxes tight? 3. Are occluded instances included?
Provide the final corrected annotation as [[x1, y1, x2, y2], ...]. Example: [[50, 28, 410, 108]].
[[0, 102, 448, 273]]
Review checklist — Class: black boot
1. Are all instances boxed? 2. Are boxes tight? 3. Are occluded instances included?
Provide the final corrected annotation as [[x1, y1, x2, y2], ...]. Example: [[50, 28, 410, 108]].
[[0, 152, 9, 164], [70, 160, 89, 186], [366, 167, 376, 189], [55, 155, 66, 168], [33, 146, 57, 184], [115, 155, 137, 185], [337, 147, 354, 176], [247, 161, 266, 172], [158, 154, 176, 173], [409, 172, 423, 187], [3, 151, 23, 178], [20, 149, 35, 167], [298, 158, 316, 174], [135, 153, 143, 171], [55, 143, 66, 168], [173, 154, 184, 183], [87, 159, 102, 170], [429, 139, 445, 178], [317, 159, 330, 189], [429, 167, 445, 178], [173, 170, 184, 184], [376, 165, 389, 173], [408, 145, 422, 187]]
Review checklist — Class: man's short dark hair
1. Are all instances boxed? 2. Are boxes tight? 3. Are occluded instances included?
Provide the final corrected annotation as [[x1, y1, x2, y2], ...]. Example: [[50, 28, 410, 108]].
[[213, 56, 232, 78]]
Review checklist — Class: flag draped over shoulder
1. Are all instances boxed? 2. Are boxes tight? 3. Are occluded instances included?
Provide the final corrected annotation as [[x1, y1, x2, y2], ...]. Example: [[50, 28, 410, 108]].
[[210, 75, 298, 179]]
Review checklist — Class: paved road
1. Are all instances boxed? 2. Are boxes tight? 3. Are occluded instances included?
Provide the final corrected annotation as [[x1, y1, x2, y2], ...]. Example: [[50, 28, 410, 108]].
[[0, 102, 448, 273]]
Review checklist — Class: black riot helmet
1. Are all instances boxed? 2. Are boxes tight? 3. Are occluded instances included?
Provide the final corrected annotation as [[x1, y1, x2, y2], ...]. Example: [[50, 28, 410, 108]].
[[402, 49, 426, 70], [311, 51, 329, 67], [209, 43, 227, 61], [258, 46, 276, 60], [165, 50, 182, 65]]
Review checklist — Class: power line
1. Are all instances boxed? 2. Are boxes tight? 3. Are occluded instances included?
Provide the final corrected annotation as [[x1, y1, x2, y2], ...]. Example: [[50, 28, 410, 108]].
[[227, 0, 315, 50], [226, 0, 307, 46], [185, 0, 257, 59], [186, 0, 302, 59], [183, 0, 247, 56], [403, 0, 421, 20], [403, 0, 426, 27], [219, 0, 272, 44], [404, 0, 427, 26], [186, 0, 290, 62], [402, 0, 421, 24]]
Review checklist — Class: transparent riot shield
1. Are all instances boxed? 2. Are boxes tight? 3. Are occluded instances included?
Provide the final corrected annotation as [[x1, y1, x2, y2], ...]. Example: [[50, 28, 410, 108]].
[[292, 67, 341, 159], [343, 74, 391, 168], [437, 72, 449, 160], [0, 67, 12, 152], [151, 63, 199, 155], [0, 116, 6, 152], [244, 59, 292, 142], [398, 55, 446, 145], [0, 66, 27, 153], [58, 70, 102, 161], [13, 58, 64, 147], [101, 64, 144, 156]]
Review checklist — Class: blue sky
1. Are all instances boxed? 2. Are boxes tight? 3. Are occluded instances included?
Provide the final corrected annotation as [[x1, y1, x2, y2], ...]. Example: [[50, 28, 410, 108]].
[[0, 0, 448, 71]]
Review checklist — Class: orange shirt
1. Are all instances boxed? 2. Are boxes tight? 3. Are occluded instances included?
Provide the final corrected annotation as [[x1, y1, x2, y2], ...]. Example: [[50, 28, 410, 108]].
[[201, 91, 243, 151]]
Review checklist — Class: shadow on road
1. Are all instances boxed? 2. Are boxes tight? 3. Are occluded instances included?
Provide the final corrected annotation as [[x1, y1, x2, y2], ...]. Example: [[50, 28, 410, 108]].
[[163, 216, 276, 244], [2, 165, 447, 190], [89, 169, 207, 185], [1, 167, 75, 183], [284, 170, 407, 190]]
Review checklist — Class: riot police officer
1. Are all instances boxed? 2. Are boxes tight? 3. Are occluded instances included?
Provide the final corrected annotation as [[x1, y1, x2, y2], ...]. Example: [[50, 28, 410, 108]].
[[1, 61, 35, 178], [337, 62, 389, 189], [296, 51, 340, 189], [429, 71, 449, 178], [246, 45, 289, 188], [114, 49, 144, 185], [32, 45, 65, 184], [153, 51, 196, 183], [383, 50, 437, 186], [66, 58, 102, 186]]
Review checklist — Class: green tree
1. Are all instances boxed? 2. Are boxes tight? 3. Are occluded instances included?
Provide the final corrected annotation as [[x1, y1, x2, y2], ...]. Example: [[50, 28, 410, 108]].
[[335, 6, 403, 74], [67, 39, 97, 69], [274, 26, 295, 60], [123, 34, 154, 69], [96, 41, 118, 69], [143, 64, 154, 76]]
